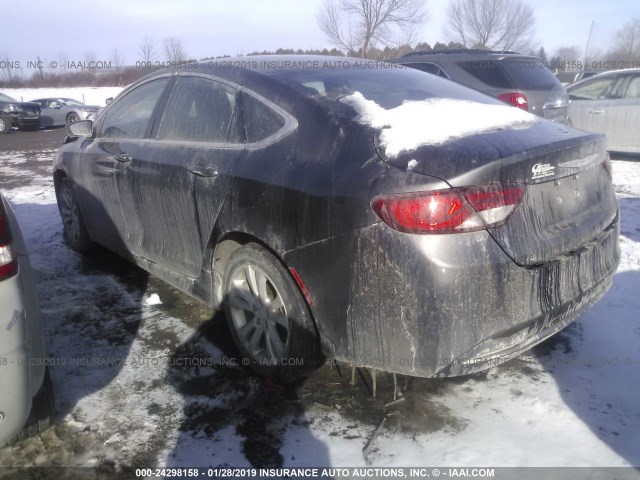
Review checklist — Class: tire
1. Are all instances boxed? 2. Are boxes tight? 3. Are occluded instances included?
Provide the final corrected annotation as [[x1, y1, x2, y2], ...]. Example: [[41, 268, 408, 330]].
[[56, 178, 93, 252], [66, 112, 80, 124], [0, 114, 12, 134], [9, 367, 54, 445], [223, 243, 325, 383]]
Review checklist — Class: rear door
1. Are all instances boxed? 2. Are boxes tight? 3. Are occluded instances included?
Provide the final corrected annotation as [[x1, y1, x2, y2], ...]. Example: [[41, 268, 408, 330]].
[[603, 73, 640, 152], [567, 75, 620, 136]]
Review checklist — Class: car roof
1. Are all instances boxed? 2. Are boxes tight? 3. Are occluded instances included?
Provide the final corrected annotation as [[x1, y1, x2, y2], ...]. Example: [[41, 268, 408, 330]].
[[32, 97, 77, 101], [137, 54, 406, 94], [201, 55, 397, 74], [567, 68, 640, 90], [395, 49, 539, 63]]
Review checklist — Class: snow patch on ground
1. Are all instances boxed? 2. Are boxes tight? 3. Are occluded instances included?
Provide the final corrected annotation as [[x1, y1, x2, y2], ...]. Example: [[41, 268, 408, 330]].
[[3, 87, 125, 107], [341, 92, 537, 157], [144, 293, 163, 306]]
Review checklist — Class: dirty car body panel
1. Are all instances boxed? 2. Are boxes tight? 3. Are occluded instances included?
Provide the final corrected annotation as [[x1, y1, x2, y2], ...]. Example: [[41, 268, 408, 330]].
[[53, 56, 620, 378]]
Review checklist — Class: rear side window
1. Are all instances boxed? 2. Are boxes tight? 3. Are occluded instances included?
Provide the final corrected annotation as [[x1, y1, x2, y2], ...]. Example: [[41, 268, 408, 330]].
[[241, 92, 285, 143], [157, 76, 236, 143], [624, 75, 640, 98], [100, 78, 170, 139], [457, 60, 512, 88], [500, 60, 562, 90]]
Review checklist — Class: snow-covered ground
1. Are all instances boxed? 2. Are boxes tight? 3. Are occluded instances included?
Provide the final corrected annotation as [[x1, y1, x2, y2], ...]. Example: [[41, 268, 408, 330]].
[[0, 94, 639, 471]]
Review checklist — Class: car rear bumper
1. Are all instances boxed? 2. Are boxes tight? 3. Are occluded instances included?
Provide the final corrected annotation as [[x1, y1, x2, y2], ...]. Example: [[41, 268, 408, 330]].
[[284, 212, 620, 377], [0, 345, 34, 446], [0, 257, 46, 446]]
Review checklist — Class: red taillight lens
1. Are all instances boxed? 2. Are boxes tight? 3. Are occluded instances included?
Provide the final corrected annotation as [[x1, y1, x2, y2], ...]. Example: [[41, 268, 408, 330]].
[[0, 200, 17, 280], [497, 92, 528, 111], [371, 184, 525, 234]]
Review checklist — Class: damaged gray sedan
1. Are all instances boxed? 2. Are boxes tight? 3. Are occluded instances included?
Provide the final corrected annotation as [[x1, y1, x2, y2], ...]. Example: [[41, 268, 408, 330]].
[[52, 56, 620, 383]]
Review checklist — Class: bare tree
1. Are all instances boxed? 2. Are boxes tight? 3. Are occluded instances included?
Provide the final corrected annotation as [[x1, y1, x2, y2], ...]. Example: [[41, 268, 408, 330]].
[[35, 55, 46, 80], [317, 0, 430, 58], [1, 52, 15, 82], [83, 50, 97, 70], [547, 46, 581, 72], [139, 37, 156, 64], [163, 37, 187, 63], [58, 53, 69, 79], [612, 17, 640, 60], [111, 48, 125, 73], [445, 0, 535, 52]]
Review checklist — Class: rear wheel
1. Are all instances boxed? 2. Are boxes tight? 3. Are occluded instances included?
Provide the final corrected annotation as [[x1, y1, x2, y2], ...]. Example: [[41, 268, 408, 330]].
[[223, 243, 324, 383], [56, 178, 93, 252], [0, 114, 12, 134]]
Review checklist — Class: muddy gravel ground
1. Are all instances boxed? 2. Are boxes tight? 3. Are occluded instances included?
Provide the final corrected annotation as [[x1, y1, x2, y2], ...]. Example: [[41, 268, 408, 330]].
[[0, 128, 639, 479]]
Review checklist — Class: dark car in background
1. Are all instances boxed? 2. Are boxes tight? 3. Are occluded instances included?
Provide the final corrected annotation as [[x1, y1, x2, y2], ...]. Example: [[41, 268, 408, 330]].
[[0, 93, 41, 134], [567, 68, 640, 153], [53, 56, 619, 383], [393, 49, 569, 123], [30, 98, 100, 128]]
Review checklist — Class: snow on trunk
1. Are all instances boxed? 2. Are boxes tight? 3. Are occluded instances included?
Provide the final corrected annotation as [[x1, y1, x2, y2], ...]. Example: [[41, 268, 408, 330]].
[[341, 92, 537, 157]]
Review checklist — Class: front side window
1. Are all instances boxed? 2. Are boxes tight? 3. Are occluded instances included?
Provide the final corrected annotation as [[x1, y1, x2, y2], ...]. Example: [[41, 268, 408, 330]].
[[99, 77, 170, 139], [157, 76, 236, 143]]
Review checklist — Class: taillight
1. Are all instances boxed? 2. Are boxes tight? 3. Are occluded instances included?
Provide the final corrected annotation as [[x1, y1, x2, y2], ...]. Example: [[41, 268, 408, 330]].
[[0, 199, 17, 280], [371, 184, 526, 234], [497, 92, 528, 111]]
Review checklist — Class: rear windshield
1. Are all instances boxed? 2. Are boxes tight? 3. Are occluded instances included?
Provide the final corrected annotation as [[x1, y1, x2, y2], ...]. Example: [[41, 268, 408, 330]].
[[499, 60, 562, 90], [457, 60, 513, 88], [267, 66, 502, 109]]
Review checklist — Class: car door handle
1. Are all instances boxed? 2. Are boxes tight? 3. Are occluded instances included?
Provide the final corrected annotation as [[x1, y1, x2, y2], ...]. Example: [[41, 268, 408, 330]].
[[187, 165, 219, 177], [114, 154, 132, 163], [588, 109, 605, 115]]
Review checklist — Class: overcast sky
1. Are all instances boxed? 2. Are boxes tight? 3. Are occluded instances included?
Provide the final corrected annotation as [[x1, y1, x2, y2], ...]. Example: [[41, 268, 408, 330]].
[[1, 0, 633, 68]]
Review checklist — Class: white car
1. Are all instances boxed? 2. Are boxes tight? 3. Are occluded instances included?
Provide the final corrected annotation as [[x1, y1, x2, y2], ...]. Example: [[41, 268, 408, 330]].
[[0, 194, 53, 447], [567, 68, 640, 153], [30, 98, 100, 128]]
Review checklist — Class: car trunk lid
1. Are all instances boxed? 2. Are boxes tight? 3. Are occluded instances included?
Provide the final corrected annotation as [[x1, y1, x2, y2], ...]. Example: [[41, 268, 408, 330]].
[[378, 121, 618, 266]]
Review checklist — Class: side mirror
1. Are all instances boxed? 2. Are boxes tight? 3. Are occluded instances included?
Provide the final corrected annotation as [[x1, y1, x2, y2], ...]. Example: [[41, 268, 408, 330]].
[[105, 97, 113, 105], [65, 119, 93, 138]]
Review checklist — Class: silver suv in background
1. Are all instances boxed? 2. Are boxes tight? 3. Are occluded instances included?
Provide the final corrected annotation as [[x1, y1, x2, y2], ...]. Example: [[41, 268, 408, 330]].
[[393, 49, 569, 123], [0, 194, 53, 447]]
